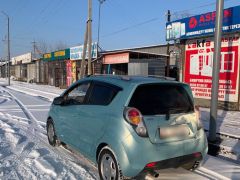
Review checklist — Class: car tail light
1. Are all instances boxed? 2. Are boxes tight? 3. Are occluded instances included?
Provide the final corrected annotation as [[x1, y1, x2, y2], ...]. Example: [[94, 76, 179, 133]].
[[145, 162, 157, 168], [193, 152, 201, 158], [195, 106, 203, 130], [124, 107, 148, 137], [125, 108, 142, 125]]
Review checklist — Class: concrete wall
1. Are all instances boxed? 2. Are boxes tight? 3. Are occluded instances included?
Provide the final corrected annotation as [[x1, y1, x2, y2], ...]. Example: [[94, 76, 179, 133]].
[[14, 65, 21, 80], [27, 63, 36, 82], [195, 98, 239, 111]]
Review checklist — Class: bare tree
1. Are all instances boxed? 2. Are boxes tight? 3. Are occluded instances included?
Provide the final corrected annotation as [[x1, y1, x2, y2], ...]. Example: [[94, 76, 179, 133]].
[[35, 40, 68, 55], [54, 41, 68, 51], [37, 40, 50, 54]]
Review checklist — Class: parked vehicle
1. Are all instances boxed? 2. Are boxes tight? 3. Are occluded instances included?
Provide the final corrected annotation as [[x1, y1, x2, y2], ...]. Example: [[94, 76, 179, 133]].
[[46, 75, 208, 179]]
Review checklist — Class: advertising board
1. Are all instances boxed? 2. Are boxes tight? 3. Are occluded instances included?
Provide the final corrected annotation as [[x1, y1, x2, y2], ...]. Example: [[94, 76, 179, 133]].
[[43, 49, 70, 61], [103, 52, 129, 64], [66, 60, 72, 87], [70, 43, 97, 60], [166, 5, 240, 40], [184, 34, 240, 102]]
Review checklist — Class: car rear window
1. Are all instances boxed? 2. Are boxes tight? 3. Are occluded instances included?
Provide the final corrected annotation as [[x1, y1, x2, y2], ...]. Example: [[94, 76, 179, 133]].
[[128, 84, 194, 115]]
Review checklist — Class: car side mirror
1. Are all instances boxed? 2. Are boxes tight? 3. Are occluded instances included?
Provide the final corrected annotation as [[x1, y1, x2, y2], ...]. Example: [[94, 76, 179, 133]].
[[53, 96, 64, 105]]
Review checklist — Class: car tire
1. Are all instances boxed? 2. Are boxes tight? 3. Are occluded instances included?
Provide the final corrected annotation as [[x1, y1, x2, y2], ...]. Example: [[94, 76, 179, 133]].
[[47, 119, 60, 147], [98, 146, 126, 180], [183, 160, 201, 171]]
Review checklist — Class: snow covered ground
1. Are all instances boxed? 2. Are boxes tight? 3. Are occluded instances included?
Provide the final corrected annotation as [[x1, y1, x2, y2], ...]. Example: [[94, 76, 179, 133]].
[[1, 79, 240, 179], [0, 87, 98, 179], [1, 80, 64, 101]]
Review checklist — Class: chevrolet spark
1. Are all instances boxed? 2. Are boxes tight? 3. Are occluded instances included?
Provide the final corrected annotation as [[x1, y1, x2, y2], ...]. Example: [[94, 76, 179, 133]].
[[46, 75, 208, 179]]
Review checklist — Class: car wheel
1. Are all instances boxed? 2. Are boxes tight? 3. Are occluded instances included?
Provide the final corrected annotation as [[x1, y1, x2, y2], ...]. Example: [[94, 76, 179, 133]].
[[183, 160, 201, 171], [47, 119, 60, 147], [98, 146, 124, 180]]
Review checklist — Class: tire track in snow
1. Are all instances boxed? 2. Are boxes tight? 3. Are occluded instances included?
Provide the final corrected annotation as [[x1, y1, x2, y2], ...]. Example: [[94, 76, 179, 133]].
[[0, 88, 98, 179]]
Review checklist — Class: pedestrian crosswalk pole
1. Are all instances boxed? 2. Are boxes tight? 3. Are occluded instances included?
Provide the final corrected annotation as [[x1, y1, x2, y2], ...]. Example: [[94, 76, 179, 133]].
[[209, 0, 224, 142]]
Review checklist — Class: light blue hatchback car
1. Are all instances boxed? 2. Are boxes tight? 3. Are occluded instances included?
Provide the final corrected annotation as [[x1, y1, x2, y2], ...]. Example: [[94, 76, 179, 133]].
[[47, 75, 208, 179]]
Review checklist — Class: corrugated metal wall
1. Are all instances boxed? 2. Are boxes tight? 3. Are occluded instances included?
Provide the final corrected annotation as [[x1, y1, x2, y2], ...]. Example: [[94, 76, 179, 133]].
[[130, 58, 166, 76], [128, 63, 148, 76], [130, 44, 180, 66]]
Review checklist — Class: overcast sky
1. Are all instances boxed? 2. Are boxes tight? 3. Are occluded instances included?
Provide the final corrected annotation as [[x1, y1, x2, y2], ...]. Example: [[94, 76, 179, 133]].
[[0, 0, 239, 58]]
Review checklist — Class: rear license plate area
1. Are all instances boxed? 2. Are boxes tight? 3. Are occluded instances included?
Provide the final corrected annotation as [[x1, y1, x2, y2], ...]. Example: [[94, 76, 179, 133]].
[[159, 125, 189, 139]]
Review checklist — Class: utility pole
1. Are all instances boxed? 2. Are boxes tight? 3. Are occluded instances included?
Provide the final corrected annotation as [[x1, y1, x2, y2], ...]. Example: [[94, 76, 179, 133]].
[[2, 37, 7, 79], [80, 0, 93, 78], [87, 0, 92, 75], [2, 11, 10, 86], [166, 10, 171, 77], [209, 0, 224, 142], [97, 0, 106, 47], [79, 24, 89, 78], [32, 40, 37, 60]]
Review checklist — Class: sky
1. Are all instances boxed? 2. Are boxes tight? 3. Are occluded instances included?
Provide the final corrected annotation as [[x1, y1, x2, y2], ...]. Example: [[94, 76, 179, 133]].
[[0, 0, 239, 58]]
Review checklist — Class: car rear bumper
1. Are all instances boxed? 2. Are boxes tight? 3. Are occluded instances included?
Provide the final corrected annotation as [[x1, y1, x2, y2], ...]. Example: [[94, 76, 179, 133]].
[[143, 152, 202, 171], [119, 128, 208, 177]]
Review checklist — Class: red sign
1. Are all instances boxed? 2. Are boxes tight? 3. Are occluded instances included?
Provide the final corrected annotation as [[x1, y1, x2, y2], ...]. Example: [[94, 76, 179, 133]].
[[189, 9, 232, 29], [184, 34, 240, 102], [189, 17, 198, 29], [103, 52, 129, 64], [66, 60, 72, 87]]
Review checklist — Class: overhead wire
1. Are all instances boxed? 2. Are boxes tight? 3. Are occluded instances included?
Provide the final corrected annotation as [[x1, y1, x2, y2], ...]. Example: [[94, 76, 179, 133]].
[[26, 0, 58, 35], [99, 0, 239, 39], [12, 0, 29, 18]]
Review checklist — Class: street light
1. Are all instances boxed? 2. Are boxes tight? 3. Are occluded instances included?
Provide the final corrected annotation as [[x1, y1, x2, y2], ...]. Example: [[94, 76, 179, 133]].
[[97, 0, 106, 47], [1, 11, 10, 86]]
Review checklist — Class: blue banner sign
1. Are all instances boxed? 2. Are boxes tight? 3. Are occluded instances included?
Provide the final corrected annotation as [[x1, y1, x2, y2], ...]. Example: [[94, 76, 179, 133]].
[[166, 5, 240, 40], [70, 43, 98, 60]]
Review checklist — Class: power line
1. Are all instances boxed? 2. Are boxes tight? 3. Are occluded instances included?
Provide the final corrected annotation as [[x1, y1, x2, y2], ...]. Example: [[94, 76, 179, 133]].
[[101, 17, 159, 39], [26, 0, 59, 35], [43, 0, 65, 24], [173, 0, 237, 15], [99, 0, 238, 39], [12, 0, 29, 18]]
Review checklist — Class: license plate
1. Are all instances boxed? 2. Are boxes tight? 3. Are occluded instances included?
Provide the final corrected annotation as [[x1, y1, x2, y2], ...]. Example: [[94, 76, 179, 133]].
[[159, 125, 189, 139]]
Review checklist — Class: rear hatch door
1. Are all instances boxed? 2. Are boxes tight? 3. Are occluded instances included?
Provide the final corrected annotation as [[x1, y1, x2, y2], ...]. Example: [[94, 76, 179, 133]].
[[128, 83, 197, 144]]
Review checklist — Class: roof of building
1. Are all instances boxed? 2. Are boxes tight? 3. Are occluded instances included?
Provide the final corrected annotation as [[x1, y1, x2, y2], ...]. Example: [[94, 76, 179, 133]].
[[103, 43, 174, 52], [100, 50, 169, 57]]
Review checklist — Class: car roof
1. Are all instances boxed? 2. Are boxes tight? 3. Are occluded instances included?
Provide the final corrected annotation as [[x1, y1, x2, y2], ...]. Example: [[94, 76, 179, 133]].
[[83, 75, 181, 88]]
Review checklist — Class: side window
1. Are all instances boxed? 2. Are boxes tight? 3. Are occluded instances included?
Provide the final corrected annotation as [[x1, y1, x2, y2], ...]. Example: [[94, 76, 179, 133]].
[[65, 82, 90, 105], [88, 83, 119, 105]]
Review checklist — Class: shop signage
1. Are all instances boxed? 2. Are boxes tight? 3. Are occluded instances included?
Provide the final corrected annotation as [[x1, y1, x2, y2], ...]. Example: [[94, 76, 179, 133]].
[[43, 53, 51, 59], [184, 34, 240, 102], [43, 49, 70, 61], [166, 5, 240, 40], [54, 50, 65, 57], [66, 60, 72, 87], [103, 52, 129, 64], [71, 61, 77, 83], [11, 52, 32, 65], [70, 43, 97, 60]]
